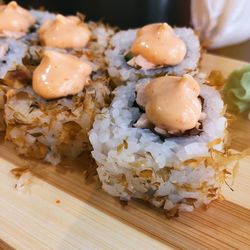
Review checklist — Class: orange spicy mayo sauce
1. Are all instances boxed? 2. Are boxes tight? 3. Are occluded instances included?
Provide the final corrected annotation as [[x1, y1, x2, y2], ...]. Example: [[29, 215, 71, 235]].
[[137, 74, 201, 132], [39, 14, 91, 49], [131, 23, 186, 66], [33, 51, 92, 99], [0, 1, 35, 38]]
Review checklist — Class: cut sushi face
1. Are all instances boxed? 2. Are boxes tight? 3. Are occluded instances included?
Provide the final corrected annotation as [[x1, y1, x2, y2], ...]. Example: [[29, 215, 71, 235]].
[[0, 1, 35, 38], [89, 80, 229, 214], [134, 74, 202, 134], [106, 26, 200, 84], [129, 23, 186, 68]]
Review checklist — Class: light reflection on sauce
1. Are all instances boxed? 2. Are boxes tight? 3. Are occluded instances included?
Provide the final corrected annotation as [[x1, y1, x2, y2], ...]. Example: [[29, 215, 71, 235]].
[[131, 23, 186, 66], [33, 51, 92, 99], [0, 1, 35, 38], [39, 14, 91, 49], [136, 74, 202, 132]]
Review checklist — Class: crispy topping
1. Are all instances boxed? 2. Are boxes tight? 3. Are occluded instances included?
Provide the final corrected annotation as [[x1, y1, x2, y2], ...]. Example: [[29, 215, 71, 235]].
[[207, 70, 225, 88]]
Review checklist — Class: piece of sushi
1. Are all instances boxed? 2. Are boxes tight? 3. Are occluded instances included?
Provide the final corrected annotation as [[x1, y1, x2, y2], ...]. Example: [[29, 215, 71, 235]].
[[5, 77, 110, 165], [89, 77, 240, 215], [105, 27, 201, 84]]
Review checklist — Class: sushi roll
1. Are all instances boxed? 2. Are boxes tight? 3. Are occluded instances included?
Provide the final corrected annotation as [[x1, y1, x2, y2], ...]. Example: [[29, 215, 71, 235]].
[[105, 23, 201, 84], [1, 2, 114, 164], [89, 74, 237, 215]]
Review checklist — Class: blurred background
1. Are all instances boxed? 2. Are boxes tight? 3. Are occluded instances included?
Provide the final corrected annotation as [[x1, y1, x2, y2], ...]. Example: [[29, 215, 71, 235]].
[[6, 0, 250, 62], [5, 0, 191, 28]]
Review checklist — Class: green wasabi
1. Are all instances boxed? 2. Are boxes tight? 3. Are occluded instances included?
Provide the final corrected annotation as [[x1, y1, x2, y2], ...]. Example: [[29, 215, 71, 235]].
[[223, 65, 250, 119]]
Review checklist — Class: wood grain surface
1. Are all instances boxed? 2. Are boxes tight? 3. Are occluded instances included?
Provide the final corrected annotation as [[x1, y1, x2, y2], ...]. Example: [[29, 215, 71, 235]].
[[0, 54, 250, 249]]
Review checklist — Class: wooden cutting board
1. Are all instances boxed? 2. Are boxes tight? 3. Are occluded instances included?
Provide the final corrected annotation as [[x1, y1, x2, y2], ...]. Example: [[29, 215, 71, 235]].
[[0, 54, 250, 250]]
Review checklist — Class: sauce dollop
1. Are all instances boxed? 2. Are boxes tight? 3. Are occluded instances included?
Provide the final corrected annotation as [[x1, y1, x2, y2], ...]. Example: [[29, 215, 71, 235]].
[[33, 51, 92, 99], [0, 1, 35, 38], [137, 75, 201, 132], [131, 23, 186, 66], [39, 14, 91, 49]]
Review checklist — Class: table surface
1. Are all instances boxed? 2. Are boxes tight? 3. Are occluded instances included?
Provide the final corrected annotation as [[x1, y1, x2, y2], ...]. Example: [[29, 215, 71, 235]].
[[210, 39, 250, 62]]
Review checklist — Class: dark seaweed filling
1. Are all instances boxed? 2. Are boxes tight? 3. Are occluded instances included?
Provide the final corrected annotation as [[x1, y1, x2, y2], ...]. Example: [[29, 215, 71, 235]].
[[124, 51, 134, 62], [28, 25, 37, 33], [0, 47, 10, 65]]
